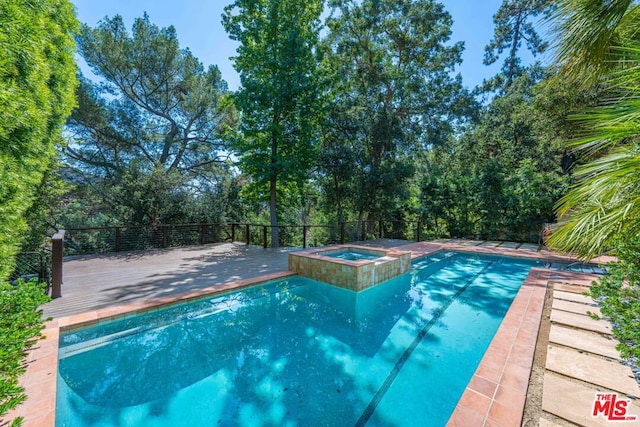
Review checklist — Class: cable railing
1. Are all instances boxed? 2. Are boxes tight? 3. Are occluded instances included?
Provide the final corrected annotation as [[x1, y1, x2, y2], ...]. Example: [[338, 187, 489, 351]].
[[9, 251, 51, 288], [63, 223, 231, 255], [62, 220, 434, 256]]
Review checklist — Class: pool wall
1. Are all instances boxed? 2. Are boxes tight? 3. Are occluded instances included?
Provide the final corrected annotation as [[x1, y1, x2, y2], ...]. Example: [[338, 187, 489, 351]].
[[288, 244, 412, 291]]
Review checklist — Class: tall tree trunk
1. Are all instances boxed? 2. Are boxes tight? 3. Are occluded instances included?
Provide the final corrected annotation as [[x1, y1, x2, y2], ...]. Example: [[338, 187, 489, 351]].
[[270, 125, 279, 248], [357, 209, 366, 241], [333, 173, 344, 223], [506, 10, 523, 88], [270, 174, 279, 248]]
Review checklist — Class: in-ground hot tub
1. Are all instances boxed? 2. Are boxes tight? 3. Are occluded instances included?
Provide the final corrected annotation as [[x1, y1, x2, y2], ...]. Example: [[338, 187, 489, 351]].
[[288, 245, 412, 291]]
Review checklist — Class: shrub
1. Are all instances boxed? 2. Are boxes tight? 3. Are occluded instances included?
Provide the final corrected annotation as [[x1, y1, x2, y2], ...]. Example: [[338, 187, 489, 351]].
[[588, 239, 640, 361], [0, 0, 78, 281], [0, 280, 51, 424]]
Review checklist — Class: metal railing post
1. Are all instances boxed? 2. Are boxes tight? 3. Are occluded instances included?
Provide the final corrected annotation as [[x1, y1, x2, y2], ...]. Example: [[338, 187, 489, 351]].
[[38, 252, 46, 285], [162, 226, 168, 248], [200, 224, 207, 245], [417, 221, 422, 242], [245, 224, 250, 245], [303, 225, 308, 248], [340, 222, 345, 244], [115, 227, 121, 252], [231, 223, 236, 242], [262, 226, 268, 249], [51, 230, 65, 299]]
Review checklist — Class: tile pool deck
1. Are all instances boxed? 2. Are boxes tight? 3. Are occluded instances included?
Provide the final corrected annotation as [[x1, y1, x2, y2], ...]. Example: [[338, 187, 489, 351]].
[[2, 239, 632, 427]]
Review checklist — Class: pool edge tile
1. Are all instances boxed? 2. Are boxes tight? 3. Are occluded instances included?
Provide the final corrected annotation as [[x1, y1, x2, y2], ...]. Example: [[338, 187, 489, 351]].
[[447, 405, 487, 427], [467, 375, 499, 400], [0, 331, 59, 427]]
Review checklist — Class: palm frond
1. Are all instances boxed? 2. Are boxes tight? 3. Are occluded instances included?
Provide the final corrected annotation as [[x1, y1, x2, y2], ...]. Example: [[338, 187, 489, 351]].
[[562, 43, 640, 156], [550, 0, 635, 82], [550, 144, 640, 257]]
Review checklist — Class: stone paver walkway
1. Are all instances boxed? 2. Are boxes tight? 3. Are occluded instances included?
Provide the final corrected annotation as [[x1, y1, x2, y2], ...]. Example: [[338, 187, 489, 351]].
[[540, 279, 640, 426]]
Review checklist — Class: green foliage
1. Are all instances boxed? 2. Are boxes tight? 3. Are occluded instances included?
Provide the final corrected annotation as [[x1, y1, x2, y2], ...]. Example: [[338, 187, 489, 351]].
[[20, 159, 71, 252], [588, 239, 640, 360], [431, 68, 572, 242], [549, 134, 640, 257], [67, 14, 237, 227], [545, 1, 640, 361], [547, 1, 640, 258], [473, 157, 507, 238], [483, 0, 554, 91], [223, 0, 324, 247], [320, 0, 474, 225], [550, 0, 638, 83], [0, 0, 78, 280], [0, 280, 51, 420], [416, 1, 571, 242], [472, 71, 571, 241], [419, 154, 475, 238], [507, 159, 568, 241]]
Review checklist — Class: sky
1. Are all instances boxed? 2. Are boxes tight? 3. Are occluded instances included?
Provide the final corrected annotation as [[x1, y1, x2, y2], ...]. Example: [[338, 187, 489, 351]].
[[71, 0, 547, 91]]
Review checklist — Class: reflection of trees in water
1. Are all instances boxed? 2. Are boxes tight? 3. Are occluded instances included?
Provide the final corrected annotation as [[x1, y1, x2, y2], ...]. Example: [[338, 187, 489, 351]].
[[413, 254, 532, 318], [59, 279, 381, 423], [58, 254, 534, 425]]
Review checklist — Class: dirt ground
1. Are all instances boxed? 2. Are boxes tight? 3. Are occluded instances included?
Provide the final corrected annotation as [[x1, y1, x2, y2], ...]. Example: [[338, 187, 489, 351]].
[[522, 282, 580, 427], [521, 281, 553, 426]]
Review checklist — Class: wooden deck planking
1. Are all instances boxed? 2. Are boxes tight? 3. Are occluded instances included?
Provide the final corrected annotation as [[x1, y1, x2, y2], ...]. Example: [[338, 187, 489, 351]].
[[43, 243, 293, 318]]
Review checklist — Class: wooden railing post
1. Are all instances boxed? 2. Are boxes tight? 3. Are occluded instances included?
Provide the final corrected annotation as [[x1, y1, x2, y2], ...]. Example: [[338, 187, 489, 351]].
[[51, 230, 65, 299]]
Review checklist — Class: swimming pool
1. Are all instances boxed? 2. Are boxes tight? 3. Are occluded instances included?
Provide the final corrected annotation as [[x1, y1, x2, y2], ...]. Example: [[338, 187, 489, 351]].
[[56, 252, 539, 426]]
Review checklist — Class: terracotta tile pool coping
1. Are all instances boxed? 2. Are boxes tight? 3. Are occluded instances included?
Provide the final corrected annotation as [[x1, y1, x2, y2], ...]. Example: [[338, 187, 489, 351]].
[[3, 243, 594, 426], [446, 267, 552, 426]]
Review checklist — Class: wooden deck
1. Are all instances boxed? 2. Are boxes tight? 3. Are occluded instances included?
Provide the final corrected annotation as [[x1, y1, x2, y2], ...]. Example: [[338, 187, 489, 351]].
[[43, 238, 606, 319], [42, 242, 294, 318]]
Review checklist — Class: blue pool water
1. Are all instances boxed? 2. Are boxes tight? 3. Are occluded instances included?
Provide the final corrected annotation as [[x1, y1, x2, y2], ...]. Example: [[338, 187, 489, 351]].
[[56, 252, 539, 427], [323, 249, 380, 261]]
